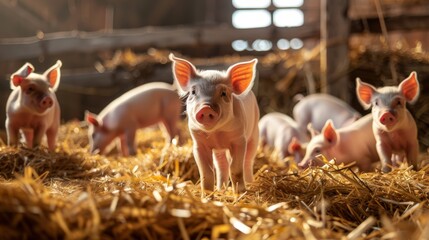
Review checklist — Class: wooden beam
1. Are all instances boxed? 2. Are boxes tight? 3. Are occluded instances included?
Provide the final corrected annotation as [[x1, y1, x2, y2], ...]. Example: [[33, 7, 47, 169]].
[[0, 25, 319, 61], [320, 0, 350, 102], [351, 15, 429, 33]]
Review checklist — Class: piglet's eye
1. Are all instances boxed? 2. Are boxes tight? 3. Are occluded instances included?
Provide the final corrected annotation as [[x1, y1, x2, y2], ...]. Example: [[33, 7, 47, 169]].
[[397, 100, 401, 106], [221, 91, 227, 97], [191, 89, 196, 95]]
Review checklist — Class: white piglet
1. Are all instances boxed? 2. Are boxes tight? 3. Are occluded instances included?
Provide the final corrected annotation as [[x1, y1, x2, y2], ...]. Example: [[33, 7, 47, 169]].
[[6, 61, 62, 151], [293, 94, 361, 134], [299, 114, 379, 171], [86, 82, 183, 156], [170, 54, 259, 193], [356, 72, 420, 172], [259, 112, 308, 163]]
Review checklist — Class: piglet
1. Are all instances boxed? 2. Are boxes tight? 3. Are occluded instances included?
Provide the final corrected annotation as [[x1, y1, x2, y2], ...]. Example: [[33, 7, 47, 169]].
[[86, 82, 183, 156], [356, 72, 420, 172], [293, 94, 361, 134], [169, 54, 259, 193], [259, 112, 308, 163], [5, 61, 62, 150], [299, 114, 379, 171]]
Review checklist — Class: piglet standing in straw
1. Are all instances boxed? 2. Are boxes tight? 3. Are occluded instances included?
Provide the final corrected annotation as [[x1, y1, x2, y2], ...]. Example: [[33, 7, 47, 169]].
[[356, 72, 420, 172], [6, 61, 62, 151], [86, 82, 183, 156], [293, 93, 361, 134], [170, 54, 259, 193]]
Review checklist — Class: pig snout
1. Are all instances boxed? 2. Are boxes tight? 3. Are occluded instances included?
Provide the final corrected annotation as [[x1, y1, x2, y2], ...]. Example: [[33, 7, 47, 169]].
[[196, 105, 219, 125], [379, 112, 396, 126], [40, 96, 54, 110]]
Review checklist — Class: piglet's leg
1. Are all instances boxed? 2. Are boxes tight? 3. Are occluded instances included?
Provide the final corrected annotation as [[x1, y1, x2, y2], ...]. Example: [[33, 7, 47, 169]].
[[407, 141, 419, 170], [376, 141, 393, 173], [125, 129, 137, 156], [46, 128, 58, 151], [230, 139, 247, 193], [6, 123, 19, 147], [22, 129, 34, 148], [33, 127, 46, 148], [212, 149, 230, 190], [194, 144, 215, 192], [244, 138, 258, 183]]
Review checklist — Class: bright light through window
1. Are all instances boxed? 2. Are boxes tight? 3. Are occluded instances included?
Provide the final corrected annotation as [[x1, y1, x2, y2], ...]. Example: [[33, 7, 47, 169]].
[[232, 10, 271, 29], [277, 39, 290, 50], [252, 39, 273, 51], [273, 9, 304, 27], [273, 0, 304, 8], [232, 0, 270, 9], [232, 40, 248, 51], [290, 38, 304, 49]]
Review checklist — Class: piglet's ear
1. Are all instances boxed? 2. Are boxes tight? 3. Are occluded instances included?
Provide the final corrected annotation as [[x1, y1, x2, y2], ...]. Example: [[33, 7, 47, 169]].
[[10, 63, 34, 89], [356, 78, 376, 110], [169, 53, 197, 94], [399, 71, 419, 104], [322, 120, 338, 145], [288, 137, 302, 154], [85, 111, 101, 127], [227, 59, 258, 95], [43, 60, 62, 91]]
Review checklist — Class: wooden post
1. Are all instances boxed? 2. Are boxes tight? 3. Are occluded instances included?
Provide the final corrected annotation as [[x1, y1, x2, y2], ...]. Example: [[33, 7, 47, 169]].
[[320, 0, 350, 102]]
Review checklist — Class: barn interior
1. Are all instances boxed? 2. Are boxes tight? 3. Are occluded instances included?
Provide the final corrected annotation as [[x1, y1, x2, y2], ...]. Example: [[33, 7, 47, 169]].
[[1, 0, 429, 239]]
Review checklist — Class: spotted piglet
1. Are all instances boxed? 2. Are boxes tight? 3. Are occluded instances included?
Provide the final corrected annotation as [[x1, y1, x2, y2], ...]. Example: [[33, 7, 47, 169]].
[[170, 54, 259, 193], [5, 61, 62, 150], [356, 72, 420, 172]]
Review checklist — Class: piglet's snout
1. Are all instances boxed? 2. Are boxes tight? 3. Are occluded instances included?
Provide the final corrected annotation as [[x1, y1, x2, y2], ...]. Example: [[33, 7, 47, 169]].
[[40, 96, 53, 110], [196, 105, 218, 125], [379, 112, 396, 126]]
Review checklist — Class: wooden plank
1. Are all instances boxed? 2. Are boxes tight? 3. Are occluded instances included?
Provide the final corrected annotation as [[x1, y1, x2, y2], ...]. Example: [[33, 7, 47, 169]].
[[0, 25, 320, 61], [349, 0, 429, 19], [320, 0, 350, 102], [351, 15, 429, 33]]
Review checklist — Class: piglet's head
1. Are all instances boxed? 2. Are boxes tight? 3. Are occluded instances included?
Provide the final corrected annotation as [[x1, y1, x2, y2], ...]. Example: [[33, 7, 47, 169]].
[[170, 53, 257, 132], [85, 111, 115, 155], [299, 120, 338, 168], [10, 60, 62, 114], [356, 72, 419, 131]]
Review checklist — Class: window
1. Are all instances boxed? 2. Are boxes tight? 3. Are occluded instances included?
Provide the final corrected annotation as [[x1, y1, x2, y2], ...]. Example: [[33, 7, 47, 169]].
[[231, 0, 304, 51]]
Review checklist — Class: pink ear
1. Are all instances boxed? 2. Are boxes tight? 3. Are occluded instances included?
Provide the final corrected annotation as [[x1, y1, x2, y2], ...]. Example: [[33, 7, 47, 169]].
[[85, 111, 100, 127], [322, 120, 338, 145], [356, 78, 376, 110], [10, 63, 34, 89], [43, 60, 62, 91], [288, 137, 302, 153], [169, 54, 197, 93], [399, 71, 419, 103], [227, 59, 258, 95]]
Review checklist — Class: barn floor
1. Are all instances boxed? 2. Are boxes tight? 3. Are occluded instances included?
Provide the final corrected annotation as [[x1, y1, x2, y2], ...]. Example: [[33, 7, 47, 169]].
[[0, 121, 428, 239]]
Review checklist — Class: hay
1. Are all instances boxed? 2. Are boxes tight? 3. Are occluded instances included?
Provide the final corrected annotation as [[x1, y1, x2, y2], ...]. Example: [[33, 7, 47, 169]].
[[0, 122, 428, 239]]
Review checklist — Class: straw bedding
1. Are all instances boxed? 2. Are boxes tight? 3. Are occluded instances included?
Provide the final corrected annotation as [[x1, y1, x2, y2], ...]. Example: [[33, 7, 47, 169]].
[[0, 121, 428, 240]]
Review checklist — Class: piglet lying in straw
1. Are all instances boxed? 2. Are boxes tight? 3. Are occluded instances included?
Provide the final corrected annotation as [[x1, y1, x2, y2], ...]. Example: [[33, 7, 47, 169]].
[[298, 114, 379, 171], [86, 82, 183, 156], [356, 72, 420, 172], [170, 54, 259, 193], [259, 112, 308, 163], [6, 61, 62, 151]]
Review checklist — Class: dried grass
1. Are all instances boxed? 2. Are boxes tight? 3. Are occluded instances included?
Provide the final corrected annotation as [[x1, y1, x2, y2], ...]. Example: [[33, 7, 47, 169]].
[[0, 121, 428, 239]]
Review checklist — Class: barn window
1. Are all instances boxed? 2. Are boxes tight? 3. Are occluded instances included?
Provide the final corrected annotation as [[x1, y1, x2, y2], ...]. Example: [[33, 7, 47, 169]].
[[232, 0, 304, 51]]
